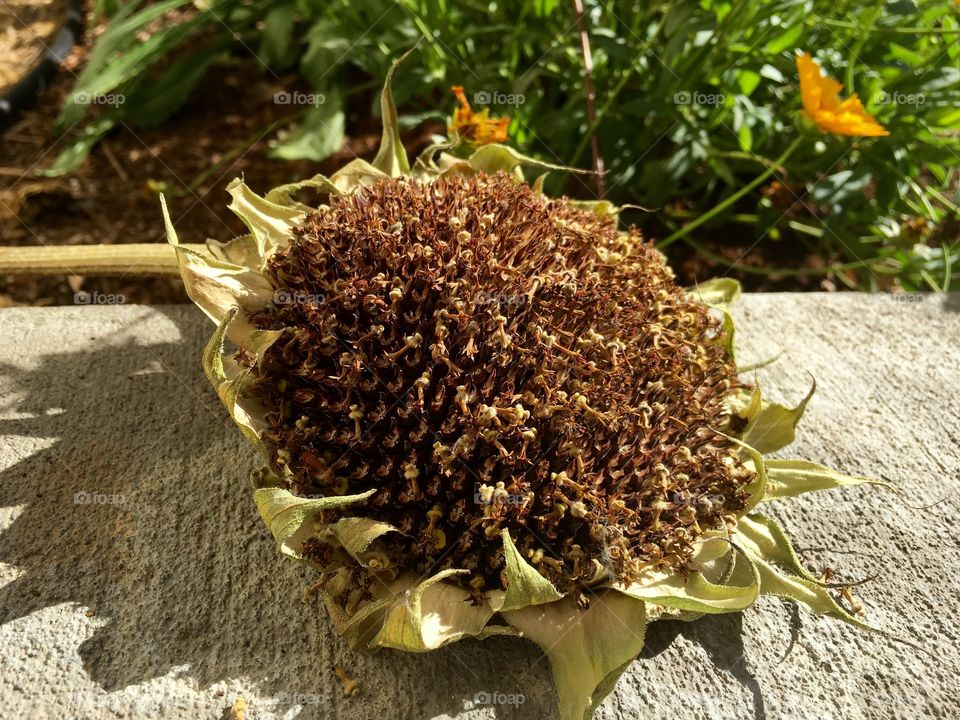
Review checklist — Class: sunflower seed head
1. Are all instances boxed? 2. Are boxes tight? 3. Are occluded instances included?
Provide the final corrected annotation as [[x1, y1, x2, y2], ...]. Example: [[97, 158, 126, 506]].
[[245, 172, 754, 594]]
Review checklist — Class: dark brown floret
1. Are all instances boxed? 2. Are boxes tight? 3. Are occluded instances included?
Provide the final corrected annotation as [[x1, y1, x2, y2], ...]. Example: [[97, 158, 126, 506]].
[[244, 172, 754, 596]]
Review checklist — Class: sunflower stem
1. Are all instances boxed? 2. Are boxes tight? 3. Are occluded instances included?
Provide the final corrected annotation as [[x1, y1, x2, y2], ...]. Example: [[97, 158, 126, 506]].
[[0, 244, 203, 276]]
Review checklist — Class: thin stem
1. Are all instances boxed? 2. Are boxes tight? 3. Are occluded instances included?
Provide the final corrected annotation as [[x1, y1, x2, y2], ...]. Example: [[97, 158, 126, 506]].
[[658, 136, 803, 250], [678, 236, 888, 278], [817, 18, 960, 34], [569, 67, 634, 168], [572, 0, 605, 196], [942, 242, 953, 293], [0, 243, 203, 275]]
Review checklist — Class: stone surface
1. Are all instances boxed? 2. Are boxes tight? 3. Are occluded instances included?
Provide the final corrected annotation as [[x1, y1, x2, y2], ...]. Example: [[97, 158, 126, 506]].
[[0, 293, 957, 720]]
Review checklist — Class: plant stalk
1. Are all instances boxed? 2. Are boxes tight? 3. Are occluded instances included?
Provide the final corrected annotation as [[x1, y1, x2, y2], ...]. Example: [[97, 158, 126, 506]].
[[0, 244, 204, 276], [658, 136, 804, 250], [572, 0, 605, 197]]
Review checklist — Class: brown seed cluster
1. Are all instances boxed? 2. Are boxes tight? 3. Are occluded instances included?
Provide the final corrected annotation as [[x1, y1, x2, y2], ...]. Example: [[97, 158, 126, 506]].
[[244, 172, 754, 598]]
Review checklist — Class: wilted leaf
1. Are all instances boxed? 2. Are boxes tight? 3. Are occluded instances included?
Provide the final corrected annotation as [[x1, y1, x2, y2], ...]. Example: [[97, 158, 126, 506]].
[[763, 459, 895, 500], [504, 592, 647, 720], [373, 570, 495, 651], [495, 529, 563, 611], [253, 485, 375, 558]]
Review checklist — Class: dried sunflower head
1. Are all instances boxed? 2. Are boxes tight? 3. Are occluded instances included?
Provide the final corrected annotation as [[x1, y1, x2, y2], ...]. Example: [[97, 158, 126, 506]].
[[163, 62, 890, 720]]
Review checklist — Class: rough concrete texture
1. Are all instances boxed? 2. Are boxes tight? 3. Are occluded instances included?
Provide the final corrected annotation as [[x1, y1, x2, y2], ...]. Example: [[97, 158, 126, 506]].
[[0, 293, 958, 720]]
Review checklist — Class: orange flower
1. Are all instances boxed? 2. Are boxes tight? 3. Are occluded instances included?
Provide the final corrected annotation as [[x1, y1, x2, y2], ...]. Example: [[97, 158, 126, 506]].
[[796, 52, 889, 137], [448, 86, 510, 145]]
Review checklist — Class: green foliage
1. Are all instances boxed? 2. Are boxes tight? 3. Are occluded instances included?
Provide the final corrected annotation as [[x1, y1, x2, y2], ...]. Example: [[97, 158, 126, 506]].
[[55, 0, 959, 290]]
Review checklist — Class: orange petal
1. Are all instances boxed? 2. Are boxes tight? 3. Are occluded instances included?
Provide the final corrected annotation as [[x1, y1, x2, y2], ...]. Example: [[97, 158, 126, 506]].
[[451, 85, 471, 113], [798, 53, 888, 137], [796, 52, 824, 115]]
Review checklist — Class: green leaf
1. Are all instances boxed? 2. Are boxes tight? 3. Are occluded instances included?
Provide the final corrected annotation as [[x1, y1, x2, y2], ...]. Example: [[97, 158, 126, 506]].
[[327, 517, 396, 560], [504, 592, 647, 720], [371, 47, 414, 177], [737, 70, 761, 96], [762, 459, 895, 500], [736, 512, 818, 581], [616, 567, 757, 614], [226, 179, 306, 261], [299, 18, 351, 90], [887, 43, 924, 69], [264, 174, 341, 209], [259, 5, 299, 71], [738, 123, 753, 153], [55, 0, 197, 130], [372, 569, 495, 651], [719, 431, 767, 513], [201, 309, 271, 459], [319, 571, 417, 645], [687, 278, 739, 357], [614, 534, 758, 614], [567, 199, 619, 220], [736, 380, 816, 454], [410, 140, 456, 180], [269, 91, 345, 163], [204, 234, 264, 270], [329, 158, 391, 193], [688, 277, 741, 308], [336, 594, 395, 648], [747, 552, 873, 631], [39, 117, 117, 177], [466, 144, 582, 177], [763, 22, 803, 55], [495, 529, 563, 612], [124, 40, 227, 127], [253, 485, 375, 559]]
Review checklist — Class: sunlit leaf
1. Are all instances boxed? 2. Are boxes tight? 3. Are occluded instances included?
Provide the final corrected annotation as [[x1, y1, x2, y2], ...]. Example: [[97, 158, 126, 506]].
[[373, 570, 495, 651], [253, 485, 375, 558], [763, 459, 895, 500], [495, 529, 563, 611], [504, 593, 646, 720], [371, 48, 414, 177]]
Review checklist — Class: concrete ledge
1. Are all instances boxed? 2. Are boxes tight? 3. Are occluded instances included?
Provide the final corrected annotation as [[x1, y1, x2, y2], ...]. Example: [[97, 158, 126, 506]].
[[1, 294, 958, 720]]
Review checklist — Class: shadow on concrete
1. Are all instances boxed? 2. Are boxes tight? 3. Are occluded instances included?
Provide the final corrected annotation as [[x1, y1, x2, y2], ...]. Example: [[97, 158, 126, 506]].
[[643, 615, 768, 720], [0, 305, 561, 719], [0, 304, 767, 720]]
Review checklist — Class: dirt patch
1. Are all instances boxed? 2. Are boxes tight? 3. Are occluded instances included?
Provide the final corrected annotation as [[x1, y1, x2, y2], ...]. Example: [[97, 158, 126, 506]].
[[0, 0, 66, 96], [0, 50, 419, 305]]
